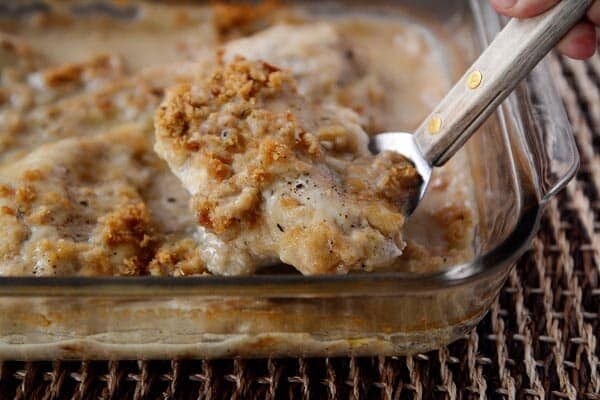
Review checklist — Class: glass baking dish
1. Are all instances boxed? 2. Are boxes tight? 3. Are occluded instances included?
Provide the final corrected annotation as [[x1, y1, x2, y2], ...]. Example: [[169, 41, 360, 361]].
[[0, 0, 578, 360]]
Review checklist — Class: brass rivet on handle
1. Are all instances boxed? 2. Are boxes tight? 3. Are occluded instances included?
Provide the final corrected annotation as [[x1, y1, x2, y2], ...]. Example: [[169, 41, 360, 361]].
[[428, 115, 442, 134], [467, 70, 483, 89]]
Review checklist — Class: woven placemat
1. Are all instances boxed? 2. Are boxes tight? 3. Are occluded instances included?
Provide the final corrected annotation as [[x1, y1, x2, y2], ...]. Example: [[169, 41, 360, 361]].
[[0, 53, 598, 400]]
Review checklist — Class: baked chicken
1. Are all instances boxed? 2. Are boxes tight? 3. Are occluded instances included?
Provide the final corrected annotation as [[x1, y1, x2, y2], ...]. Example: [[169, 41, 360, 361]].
[[154, 58, 420, 275]]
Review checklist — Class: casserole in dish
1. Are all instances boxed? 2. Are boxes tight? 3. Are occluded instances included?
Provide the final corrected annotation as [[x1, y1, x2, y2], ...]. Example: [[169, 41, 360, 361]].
[[0, 0, 578, 359]]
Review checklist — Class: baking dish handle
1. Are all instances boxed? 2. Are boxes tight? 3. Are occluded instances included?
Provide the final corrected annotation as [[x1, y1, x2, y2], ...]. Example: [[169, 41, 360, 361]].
[[514, 59, 579, 202], [472, 0, 579, 203]]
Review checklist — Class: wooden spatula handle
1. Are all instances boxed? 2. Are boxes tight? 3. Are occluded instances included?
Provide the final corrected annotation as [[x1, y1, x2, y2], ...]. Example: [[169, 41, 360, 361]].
[[415, 0, 592, 167]]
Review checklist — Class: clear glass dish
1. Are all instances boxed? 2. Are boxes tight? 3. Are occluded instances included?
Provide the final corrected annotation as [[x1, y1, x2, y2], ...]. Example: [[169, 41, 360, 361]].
[[0, 0, 578, 359]]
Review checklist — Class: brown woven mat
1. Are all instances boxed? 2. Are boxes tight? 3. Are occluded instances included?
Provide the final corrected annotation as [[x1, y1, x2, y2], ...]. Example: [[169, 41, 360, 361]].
[[1, 53, 598, 400]]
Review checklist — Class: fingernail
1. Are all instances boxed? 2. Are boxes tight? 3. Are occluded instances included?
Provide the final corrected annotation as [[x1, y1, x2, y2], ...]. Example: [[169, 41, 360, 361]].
[[494, 0, 517, 9]]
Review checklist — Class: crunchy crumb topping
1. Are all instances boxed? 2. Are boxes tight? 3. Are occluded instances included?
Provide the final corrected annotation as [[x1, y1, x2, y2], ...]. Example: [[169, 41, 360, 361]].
[[100, 202, 153, 247], [156, 58, 303, 230], [15, 184, 36, 204], [37, 54, 123, 88], [149, 238, 205, 277], [0, 127, 205, 277], [155, 58, 421, 275]]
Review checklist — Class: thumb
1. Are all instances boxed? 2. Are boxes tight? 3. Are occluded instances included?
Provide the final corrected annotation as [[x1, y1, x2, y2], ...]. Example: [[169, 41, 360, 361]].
[[490, 0, 562, 18]]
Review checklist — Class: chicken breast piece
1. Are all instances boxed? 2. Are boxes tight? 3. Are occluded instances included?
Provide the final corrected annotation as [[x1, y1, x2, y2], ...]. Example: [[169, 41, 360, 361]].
[[0, 124, 203, 276], [223, 22, 451, 135], [154, 58, 420, 275]]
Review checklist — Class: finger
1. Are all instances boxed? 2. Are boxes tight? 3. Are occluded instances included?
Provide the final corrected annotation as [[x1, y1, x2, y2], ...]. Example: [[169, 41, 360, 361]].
[[490, 0, 561, 18], [556, 21, 597, 59], [586, 0, 600, 25]]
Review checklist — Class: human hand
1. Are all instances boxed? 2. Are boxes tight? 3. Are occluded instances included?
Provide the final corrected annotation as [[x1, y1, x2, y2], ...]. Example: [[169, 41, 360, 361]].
[[490, 0, 599, 59]]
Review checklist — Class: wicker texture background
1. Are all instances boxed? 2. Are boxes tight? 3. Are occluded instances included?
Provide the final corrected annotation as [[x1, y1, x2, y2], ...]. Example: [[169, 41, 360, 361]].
[[0, 53, 598, 399]]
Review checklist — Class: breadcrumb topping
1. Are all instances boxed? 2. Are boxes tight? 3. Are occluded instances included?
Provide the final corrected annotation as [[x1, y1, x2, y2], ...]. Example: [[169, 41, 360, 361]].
[[0, 127, 205, 276], [155, 58, 421, 275]]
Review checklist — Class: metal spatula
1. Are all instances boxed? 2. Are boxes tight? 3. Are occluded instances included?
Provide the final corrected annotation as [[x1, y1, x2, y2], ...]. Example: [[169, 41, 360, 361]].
[[369, 0, 592, 215]]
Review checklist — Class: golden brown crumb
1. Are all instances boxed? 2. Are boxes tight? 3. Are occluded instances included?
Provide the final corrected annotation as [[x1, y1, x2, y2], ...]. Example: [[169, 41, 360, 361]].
[[0, 206, 15, 216], [0, 185, 14, 198], [149, 239, 205, 276], [22, 169, 44, 182], [100, 202, 153, 248], [40, 54, 123, 88], [95, 199, 156, 276], [15, 184, 36, 204], [213, 1, 280, 41], [155, 58, 421, 275]]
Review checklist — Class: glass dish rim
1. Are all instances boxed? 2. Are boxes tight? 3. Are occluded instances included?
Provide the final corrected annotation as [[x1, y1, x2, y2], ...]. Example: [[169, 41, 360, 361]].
[[0, 204, 541, 297], [0, 1, 578, 297]]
